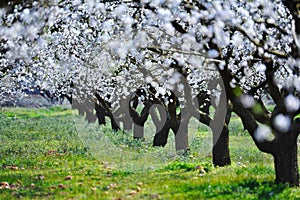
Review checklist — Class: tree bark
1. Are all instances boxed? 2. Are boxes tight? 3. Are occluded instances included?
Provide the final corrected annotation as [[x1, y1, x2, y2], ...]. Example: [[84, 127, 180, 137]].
[[173, 106, 189, 152], [212, 122, 231, 166], [211, 83, 231, 166], [175, 117, 189, 152], [110, 116, 120, 131], [133, 124, 144, 139], [153, 125, 170, 146], [212, 105, 232, 166], [122, 119, 132, 131], [273, 138, 299, 186], [151, 103, 170, 146]]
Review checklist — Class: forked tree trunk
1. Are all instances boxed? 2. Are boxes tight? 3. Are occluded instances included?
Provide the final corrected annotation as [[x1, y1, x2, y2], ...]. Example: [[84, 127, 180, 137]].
[[131, 109, 149, 139], [273, 138, 299, 186], [151, 104, 170, 146]]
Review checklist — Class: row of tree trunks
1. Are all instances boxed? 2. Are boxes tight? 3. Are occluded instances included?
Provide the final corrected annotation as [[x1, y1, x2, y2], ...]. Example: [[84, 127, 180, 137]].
[[74, 82, 231, 168]]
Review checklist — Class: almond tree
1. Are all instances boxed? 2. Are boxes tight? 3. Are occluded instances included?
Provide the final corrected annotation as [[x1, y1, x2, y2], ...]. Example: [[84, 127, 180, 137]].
[[200, 0, 299, 185], [2, 0, 300, 184], [100, 0, 300, 184]]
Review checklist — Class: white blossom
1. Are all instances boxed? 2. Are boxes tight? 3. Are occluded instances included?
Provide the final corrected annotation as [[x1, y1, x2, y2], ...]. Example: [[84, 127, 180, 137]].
[[208, 49, 219, 58], [254, 125, 272, 142], [240, 95, 256, 108], [274, 114, 291, 133], [285, 94, 300, 112]]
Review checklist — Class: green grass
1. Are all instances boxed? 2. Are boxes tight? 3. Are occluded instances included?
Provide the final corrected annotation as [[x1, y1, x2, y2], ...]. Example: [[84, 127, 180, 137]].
[[0, 107, 300, 199]]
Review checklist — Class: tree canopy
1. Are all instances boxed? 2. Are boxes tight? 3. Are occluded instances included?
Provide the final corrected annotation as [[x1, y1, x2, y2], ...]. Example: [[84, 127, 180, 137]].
[[1, 0, 300, 185]]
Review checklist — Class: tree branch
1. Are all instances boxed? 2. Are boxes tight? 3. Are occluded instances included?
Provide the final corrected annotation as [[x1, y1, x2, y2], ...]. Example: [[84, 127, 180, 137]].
[[236, 26, 289, 59], [264, 59, 285, 109], [145, 46, 224, 63], [218, 63, 275, 154]]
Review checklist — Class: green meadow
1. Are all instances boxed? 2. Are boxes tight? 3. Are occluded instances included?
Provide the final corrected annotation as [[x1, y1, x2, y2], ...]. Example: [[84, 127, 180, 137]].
[[0, 106, 299, 199]]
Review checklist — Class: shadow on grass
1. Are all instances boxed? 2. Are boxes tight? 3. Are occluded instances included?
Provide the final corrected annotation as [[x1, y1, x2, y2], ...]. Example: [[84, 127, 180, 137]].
[[174, 179, 289, 199], [238, 180, 288, 199]]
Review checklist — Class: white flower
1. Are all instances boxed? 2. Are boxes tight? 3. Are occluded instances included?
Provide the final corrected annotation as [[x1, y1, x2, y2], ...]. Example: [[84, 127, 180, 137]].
[[254, 125, 272, 142], [208, 49, 219, 58], [145, 76, 153, 83], [240, 95, 256, 108], [285, 94, 300, 112], [256, 63, 266, 73], [274, 114, 291, 133]]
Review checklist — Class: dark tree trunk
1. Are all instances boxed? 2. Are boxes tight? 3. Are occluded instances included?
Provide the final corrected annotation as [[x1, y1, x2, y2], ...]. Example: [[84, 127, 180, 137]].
[[95, 104, 106, 125], [110, 117, 120, 131], [212, 106, 231, 166], [151, 103, 170, 146], [213, 123, 231, 166], [153, 125, 170, 146], [97, 115, 106, 125], [273, 138, 299, 186], [116, 97, 133, 131]]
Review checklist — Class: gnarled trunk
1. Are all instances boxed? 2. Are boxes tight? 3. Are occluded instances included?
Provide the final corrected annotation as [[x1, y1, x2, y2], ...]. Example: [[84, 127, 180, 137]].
[[273, 138, 299, 186]]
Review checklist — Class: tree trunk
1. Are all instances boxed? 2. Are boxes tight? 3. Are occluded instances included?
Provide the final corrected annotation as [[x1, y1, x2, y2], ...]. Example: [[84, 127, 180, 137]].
[[175, 117, 189, 152], [273, 138, 299, 186], [122, 119, 132, 131], [110, 115, 120, 131], [213, 123, 231, 166], [212, 107, 231, 166], [153, 125, 170, 146], [95, 105, 106, 125], [151, 104, 170, 146], [133, 124, 144, 139]]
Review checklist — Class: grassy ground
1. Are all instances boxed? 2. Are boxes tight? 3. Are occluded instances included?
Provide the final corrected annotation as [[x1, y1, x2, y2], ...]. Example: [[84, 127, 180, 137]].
[[0, 106, 300, 199]]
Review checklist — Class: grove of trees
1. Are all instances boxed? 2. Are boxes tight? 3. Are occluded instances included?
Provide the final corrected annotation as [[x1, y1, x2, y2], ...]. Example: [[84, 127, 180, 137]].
[[1, 0, 300, 186]]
